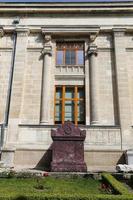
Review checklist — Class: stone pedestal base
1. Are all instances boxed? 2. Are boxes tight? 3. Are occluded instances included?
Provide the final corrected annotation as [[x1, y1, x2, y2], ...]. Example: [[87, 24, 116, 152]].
[[51, 162, 87, 172], [51, 140, 87, 172], [51, 122, 87, 172]]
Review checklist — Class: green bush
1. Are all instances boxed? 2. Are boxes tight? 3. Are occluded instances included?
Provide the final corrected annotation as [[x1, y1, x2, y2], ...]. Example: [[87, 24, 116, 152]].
[[102, 173, 130, 195], [0, 194, 133, 200], [0, 174, 133, 200]]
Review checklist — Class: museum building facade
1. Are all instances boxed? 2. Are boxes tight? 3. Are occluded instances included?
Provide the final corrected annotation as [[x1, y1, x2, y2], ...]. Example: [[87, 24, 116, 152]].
[[0, 0, 133, 171]]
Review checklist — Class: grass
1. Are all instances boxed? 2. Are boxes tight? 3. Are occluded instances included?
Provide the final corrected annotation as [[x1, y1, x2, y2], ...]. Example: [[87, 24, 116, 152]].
[[0, 176, 107, 196]]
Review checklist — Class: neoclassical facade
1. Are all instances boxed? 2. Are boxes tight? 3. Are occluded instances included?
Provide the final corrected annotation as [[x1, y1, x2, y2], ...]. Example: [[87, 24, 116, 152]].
[[0, 1, 133, 171]]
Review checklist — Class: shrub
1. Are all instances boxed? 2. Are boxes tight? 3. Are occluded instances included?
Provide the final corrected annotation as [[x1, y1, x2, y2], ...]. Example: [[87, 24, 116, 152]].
[[0, 194, 133, 200], [102, 173, 130, 195]]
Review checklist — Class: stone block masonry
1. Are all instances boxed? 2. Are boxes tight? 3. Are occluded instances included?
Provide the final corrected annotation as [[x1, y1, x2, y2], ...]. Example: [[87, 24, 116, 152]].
[[0, 1, 133, 170]]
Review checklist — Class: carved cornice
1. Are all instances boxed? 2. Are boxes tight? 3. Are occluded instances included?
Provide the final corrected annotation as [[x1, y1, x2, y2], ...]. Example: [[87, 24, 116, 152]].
[[0, 2, 133, 14], [42, 25, 100, 36], [87, 44, 98, 56], [2, 25, 133, 35]]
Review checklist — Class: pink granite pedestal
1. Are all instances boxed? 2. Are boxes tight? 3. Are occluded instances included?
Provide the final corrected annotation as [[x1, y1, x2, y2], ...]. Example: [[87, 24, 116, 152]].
[[51, 122, 87, 172]]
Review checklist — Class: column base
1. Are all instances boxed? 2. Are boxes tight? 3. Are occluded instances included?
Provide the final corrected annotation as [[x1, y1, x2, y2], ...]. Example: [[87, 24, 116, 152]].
[[90, 121, 100, 125], [40, 121, 49, 125]]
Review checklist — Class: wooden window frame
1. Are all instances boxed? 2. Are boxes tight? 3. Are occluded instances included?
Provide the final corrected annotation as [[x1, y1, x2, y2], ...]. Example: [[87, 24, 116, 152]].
[[56, 42, 84, 66], [54, 85, 85, 125]]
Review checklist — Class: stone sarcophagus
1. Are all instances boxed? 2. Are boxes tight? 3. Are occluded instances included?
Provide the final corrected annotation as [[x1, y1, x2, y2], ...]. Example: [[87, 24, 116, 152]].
[[51, 122, 87, 172]]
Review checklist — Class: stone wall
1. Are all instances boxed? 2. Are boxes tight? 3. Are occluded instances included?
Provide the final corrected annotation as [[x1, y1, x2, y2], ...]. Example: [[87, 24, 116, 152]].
[[0, 2, 133, 169]]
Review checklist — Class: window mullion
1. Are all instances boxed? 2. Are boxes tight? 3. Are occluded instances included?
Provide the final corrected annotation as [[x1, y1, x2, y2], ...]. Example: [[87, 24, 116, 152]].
[[76, 48, 77, 65], [62, 86, 65, 124], [74, 86, 78, 125], [54, 86, 56, 123], [64, 48, 65, 65]]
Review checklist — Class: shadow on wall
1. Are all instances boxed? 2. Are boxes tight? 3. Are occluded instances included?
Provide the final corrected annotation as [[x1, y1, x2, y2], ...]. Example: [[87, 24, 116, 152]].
[[35, 143, 53, 171], [34, 144, 126, 171], [116, 153, 126, 165]]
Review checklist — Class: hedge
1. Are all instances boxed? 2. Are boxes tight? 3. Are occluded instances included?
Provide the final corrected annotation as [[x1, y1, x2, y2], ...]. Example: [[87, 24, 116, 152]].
[[0, 173, 133, 200], [101, 173, 131, 195], [0, 194, 133, 200]]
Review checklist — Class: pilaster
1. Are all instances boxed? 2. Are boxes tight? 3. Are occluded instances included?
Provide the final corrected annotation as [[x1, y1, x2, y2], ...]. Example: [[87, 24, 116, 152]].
[[1, 28, 29, 167], [113, 28, 133, 149], [5, 28, 29, 147]]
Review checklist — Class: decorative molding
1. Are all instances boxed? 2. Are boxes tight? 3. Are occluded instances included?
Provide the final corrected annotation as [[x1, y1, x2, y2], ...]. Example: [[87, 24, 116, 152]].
[[113, 28, 126, 37], [0, 48, 12, 52], [126, 48, 133, 52], [44, 34, 52, 43], [2, 25, 133, 35], [15, 27, 30, 36], [98, 47, 113, 52], [56, 65, 84, 76], [87, 44, 98, 56], [0, 3, 133, 14], [18, 123, 120, 129], [55, 74, 85, 80], [41, 34, 52, 56], [27, 48, 43, 52], [42, 25, 100, 36]]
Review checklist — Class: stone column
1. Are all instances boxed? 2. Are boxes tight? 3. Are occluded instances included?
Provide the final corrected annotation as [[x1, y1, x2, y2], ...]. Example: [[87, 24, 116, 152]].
[[40, 34, 52, 124], [113, 28, 132, 149], [88, 43, 99, 125]]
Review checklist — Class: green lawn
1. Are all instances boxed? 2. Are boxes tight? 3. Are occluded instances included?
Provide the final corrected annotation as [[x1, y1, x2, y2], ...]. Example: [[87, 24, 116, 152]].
[[0, 177, 106, 196]]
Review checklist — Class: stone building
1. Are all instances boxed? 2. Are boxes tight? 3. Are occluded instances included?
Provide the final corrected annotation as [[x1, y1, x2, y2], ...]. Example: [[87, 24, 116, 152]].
[[0, 0, 133, 171]]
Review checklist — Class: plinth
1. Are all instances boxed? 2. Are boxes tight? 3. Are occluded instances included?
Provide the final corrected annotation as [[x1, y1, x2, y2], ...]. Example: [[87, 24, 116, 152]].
[[51, 122, 87, 172]]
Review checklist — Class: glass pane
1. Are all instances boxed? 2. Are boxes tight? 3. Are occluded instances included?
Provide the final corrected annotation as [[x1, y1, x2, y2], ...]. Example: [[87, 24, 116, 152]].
[[56, 50, 63, 65], [56, 87, 62, 99], [78, 87, 84, 99], [65, 87, 74, 98], [77, 50, 84, 65], [71, 50, 76, 65], [55, 101, 62, 122], [65, 50, 71, 65], [77, 101, 84, 122], [65, 101, 74, 122]]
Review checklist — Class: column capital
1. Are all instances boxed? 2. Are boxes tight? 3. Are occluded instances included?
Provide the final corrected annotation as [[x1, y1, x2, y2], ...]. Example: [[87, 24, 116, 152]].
[[0, 28, 4, 37], [113, 28, 126, 37], [87, 44, 97, 56], [41, 45, 52, 56], [89, 33, 98, 42], [15, 27, 30, 36], [44, 34, 52, 43], [41, 29, 52, 43], [41, 34, 52, 56]]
